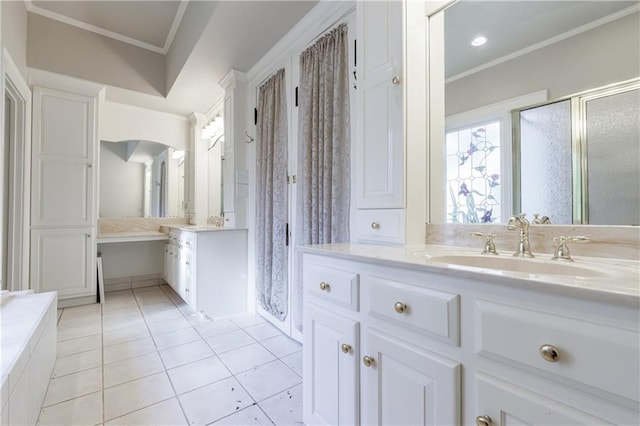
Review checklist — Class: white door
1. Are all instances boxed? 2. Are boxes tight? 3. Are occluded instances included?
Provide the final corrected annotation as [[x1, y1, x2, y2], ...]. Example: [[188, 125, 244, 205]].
[[303, 303, 359, 426], [31, 228, 94, 298], [356, 0, 404, 209], [361, 330, 461, 426], [476, 372, 613, 425]]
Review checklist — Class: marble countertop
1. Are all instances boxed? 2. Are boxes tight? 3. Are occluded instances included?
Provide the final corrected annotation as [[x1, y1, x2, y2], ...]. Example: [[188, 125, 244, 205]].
[[298, 243, 640, 305], [165, 225, 247, 232], [96, 231, 169, 243]]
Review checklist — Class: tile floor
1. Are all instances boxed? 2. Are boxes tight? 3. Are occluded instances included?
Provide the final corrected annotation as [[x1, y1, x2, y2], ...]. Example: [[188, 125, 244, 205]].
[[38, 285, 303, 425]]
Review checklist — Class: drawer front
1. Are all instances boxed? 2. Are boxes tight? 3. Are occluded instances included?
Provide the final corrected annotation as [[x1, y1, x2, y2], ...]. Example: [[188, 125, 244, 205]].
[[305, 262, 359, 311], [356, 209, 405, 244], [367, 276, 460, 345], [476, 299, 640, 402], [180, 231, 196, 249]]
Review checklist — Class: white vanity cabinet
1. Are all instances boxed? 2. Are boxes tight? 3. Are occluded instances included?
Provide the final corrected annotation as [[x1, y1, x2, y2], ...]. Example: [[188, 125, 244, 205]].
[[301, 248, 640, 426], [303, 254, 461, 425], [164, 228, 248, 319], [355, 0, 405, 244]]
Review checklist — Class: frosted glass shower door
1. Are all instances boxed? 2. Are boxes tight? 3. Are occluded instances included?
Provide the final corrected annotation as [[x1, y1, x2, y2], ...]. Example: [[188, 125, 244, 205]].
[[585, 89, 640, 225], [518, 100, 573, 224]]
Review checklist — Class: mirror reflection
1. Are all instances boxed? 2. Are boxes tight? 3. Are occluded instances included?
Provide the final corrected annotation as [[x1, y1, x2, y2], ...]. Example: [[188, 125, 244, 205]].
[[436, 0, 639, 225], [99, 140, 187, 218]]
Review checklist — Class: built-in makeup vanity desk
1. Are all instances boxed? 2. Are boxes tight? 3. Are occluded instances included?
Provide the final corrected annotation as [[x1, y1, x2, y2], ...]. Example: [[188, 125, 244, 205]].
[[300, 243, 640, 426]]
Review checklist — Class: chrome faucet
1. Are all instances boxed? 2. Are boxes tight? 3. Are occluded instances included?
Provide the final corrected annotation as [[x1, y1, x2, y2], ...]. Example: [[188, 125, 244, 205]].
[[506, 213, 534, 258], [532, 213, 551, 224]]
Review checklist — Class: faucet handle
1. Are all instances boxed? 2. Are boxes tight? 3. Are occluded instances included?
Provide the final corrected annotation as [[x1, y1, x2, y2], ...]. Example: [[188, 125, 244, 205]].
[[471, 232, 498, 255], [532, 213, 552, 224], [551, 236, 589, 262]]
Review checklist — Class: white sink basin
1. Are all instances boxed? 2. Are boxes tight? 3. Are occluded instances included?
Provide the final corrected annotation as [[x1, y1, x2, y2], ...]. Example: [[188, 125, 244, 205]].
[[428, 254, 610, 278]]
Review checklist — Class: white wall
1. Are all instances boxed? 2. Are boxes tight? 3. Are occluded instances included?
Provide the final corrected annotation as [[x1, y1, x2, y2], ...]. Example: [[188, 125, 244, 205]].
[[99, 141, 145, 218], [446, 12, 640, 115], [98, 241, 164, 279], [101, 100, 189, 150]]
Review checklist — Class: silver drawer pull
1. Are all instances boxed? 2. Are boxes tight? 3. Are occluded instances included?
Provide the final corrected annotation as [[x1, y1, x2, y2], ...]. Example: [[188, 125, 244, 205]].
[[371, 222, 381, 230], [539, 344, 560, 362], [476, 415, 492, 426], [362, 355, 374, 367], [319, 282, 330, 291], [394, 302, 407, 314], [341, 343, 352, 354]]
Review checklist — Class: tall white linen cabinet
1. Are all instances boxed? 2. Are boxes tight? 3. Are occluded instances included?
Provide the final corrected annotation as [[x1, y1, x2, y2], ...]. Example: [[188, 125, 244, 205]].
[[30, 77, 102, 306]]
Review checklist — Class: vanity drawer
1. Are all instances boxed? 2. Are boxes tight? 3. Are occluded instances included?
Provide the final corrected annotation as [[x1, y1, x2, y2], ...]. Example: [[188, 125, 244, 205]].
[[304, 261, 359, 311], [366, 276, 460, 345], [355, 209, 405, 244], [476, 299, 640, 402], [180, 231, 196, 249]]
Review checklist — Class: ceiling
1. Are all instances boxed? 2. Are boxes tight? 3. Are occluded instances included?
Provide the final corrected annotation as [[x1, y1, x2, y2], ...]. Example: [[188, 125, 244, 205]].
[[445, 1, 639, 79], [26, 0, 318, 115]]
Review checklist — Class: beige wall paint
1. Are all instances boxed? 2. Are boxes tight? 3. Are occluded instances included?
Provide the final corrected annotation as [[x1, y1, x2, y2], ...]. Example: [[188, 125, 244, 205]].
[[2, 1, 28, 78], [446, 12, 640, 115], [27, 13, 165, 96]]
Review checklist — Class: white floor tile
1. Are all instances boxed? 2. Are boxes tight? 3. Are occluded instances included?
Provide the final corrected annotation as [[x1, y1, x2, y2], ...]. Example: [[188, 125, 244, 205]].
[[37, 390, 102, 426], [139, 301, 176, 313], [103, 351, 165, 388], [159, 340, 213, 369], [229, 313, 268, 329], [244, 323, 281, 341], [260, 335, 302, 358], [167, 356, 232, 395], [279, 351, 302, 377], [56, 334, 102, 358], [218, 343, 277, 375], [143, 308, 184, 324], [103, 337, 157, 364], [195, 319, 239, 338], [179, 376, 253, 425], [213, 405, 274, 425], [43, 367, 103, 407], [235, 361, 302, 402], [147, 316, 192, 336], [57, 322, 102, 342], [153, 327, 201, 350], [105, 398, 187, 426], [52, 348, 103, 378], [259, 383, 303, 426], [102, 316, 147, 334], [103, 324, 150, 347], [205, 329, 255, 354], [103, 372, 175, 421]]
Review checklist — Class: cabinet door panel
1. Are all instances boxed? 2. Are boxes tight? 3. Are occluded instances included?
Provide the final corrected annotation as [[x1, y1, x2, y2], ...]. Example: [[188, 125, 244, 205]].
[[304, 304, 359, 426], [362, 330, 460, 426], [357, 0, 404, 210], [476, 372, 613, 425], [31, 228, 95, 298], [34, 160, 90, 225]]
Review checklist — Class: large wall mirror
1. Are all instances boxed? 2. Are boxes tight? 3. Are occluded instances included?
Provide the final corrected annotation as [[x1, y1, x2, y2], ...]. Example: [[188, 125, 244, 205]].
[[100, 140, 188, 218], [427, 0, 640, 225]]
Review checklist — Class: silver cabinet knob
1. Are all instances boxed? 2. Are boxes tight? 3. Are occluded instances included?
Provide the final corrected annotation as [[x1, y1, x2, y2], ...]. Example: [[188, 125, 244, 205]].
[[476, 415, 492, 426], [319, 282, 330, 291], [87, 163, 92, 168], [86, 233, 91, 238], [371, 222, 381, 230], [341, 344, 352, 354], [392, 76, 401, 85], [539, 344, 560, 362], [394, 302, 407, 314], [362, 355, 374, 367]]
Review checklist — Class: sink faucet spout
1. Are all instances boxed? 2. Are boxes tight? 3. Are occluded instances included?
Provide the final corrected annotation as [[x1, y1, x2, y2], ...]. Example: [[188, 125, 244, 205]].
[[507, 214, 534, 258]]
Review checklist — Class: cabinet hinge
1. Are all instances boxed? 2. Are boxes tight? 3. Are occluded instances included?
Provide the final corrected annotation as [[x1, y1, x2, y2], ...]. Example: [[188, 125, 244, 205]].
[[254, 108, 258, 125], [286, 222, 289, 246], [295, 87, 299, 107]]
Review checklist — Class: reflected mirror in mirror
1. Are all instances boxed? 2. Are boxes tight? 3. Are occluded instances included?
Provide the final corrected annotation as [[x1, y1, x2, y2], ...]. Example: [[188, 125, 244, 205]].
[[207, 131, 224, 220], [100, 140, 187, 218], [433, 0, 639, 225]]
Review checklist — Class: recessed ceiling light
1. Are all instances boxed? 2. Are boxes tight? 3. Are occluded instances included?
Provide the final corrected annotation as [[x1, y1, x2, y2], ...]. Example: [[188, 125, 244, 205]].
[[471, 36, 487, 47]]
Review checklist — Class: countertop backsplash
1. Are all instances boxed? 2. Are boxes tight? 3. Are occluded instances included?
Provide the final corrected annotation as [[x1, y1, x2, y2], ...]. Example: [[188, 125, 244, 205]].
[[425, 223, 640, 261]]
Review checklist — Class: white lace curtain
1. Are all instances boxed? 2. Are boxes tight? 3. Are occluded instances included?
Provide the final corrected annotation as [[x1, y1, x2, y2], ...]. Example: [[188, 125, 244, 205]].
[[255, 68, 289, 320], [294, 23, 351, 330]]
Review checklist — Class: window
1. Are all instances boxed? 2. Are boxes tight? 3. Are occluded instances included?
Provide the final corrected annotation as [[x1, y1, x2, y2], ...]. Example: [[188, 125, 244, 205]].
[[445, 121, 501, 223]]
